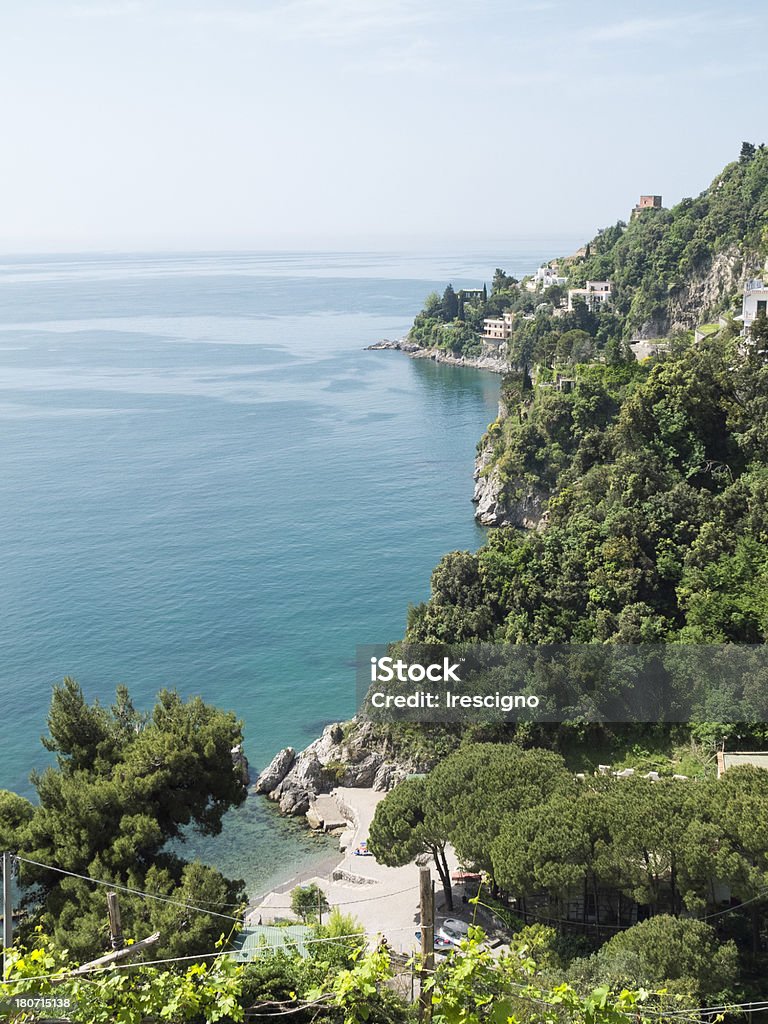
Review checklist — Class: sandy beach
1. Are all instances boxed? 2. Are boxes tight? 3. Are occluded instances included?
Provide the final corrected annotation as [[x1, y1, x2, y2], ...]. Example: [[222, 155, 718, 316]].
[[247, 787, 466, 953]]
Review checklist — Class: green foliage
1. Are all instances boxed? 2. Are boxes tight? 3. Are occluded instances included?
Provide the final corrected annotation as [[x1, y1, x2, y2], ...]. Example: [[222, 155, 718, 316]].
[[406, 335, 768, 646], [442, 284, 459, 321], [290, 883, 330, 923], [13, 681, 247, 961], [4, 929, 247, 1023], [569, 143, 768, 334], [569, 915, 740, 1003], [426, 925, 665, 1024], [370, 745, 570, 888], [368, 776, 455, 909], [489, 769, 768, 962], [0, 921, 728, 1024], [0, 790, 34, 851]]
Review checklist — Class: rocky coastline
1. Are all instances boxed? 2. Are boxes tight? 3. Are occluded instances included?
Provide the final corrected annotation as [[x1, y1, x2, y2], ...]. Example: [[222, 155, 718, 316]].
[[366, 337, 510, 374]]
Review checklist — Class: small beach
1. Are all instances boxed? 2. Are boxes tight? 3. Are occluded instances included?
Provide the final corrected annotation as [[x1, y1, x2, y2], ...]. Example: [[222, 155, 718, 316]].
[[248, 787, 462, 953]]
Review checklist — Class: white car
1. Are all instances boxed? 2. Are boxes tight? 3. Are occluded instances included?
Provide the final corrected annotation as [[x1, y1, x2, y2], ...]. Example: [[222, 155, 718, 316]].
[[437, 918, 470, 946]]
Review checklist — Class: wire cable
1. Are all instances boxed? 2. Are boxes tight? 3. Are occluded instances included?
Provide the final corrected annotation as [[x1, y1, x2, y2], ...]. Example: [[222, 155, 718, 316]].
[[14, 855, 244, 924]]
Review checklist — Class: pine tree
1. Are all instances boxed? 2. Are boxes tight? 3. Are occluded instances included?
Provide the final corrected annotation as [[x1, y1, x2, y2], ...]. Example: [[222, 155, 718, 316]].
[[441, 283, 459, 321]]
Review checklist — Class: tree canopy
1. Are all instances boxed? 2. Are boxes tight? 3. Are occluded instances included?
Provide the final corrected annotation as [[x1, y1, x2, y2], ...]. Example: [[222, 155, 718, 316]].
[[7, 679, 248, 960]]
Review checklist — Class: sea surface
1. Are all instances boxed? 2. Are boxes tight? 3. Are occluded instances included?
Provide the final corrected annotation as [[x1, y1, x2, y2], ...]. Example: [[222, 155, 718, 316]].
[[0, 245, 576, 895]]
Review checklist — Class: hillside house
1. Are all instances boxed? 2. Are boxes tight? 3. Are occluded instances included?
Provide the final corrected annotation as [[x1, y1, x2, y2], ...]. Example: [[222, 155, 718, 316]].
[[736, 279, 768, 336], [567, 280, 612, 312], [482, 311, 515, 342], [525, 266, 567, 292]]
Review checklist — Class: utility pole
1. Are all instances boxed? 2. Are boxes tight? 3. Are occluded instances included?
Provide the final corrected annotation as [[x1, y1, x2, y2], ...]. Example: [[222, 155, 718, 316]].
[[418, 866, 434, 1023], [317, 889, 323, 927], [2, 852, 13, 979], [107, 892, 125, 950]]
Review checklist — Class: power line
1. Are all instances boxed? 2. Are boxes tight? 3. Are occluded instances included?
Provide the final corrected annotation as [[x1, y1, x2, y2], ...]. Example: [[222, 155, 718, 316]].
[[9, 933, 768, 1021], [16, 853, 418, 922], [278, 884, 417, 908], [14, 855, 244, 924], [701, 885, 768, 920]]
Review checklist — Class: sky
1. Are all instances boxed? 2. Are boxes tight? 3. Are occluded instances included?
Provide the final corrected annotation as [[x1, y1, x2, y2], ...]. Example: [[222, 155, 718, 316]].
[[1, 0, 767, 251]]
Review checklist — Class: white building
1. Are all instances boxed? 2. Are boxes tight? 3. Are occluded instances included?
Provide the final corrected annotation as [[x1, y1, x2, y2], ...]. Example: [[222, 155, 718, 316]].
[[525, 266, 567, 292], [482, 311, 515, 342], [736, 279, 768, 335], [567, 280, 612, 312]]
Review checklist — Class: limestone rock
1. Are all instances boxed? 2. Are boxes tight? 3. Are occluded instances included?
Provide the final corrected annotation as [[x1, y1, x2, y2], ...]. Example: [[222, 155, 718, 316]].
[[372, 762, 407, 791], [256, 718, 422, 817], [306, 807, 324, 830], [341, 752, 382, 787], [633, 246, 760, 338], [473, 444, 547, 530], [253, 747, 295, 794], [278, 787, 311, 816]]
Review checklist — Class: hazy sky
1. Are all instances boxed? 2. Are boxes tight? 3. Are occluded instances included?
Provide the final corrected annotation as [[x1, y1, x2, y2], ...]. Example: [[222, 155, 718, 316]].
[[2, 0, 766, 250]]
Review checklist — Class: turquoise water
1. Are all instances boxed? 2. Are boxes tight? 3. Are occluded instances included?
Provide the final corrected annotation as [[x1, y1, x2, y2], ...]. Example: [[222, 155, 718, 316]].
[[0, 247, 570, 893]]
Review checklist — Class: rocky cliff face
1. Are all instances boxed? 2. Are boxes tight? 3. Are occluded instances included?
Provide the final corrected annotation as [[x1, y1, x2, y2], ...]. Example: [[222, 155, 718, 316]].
[[253, 721, 417, 816], [634, 246, 761, 338], [472, 436, 548, 529], [666, 247, 746, 333]]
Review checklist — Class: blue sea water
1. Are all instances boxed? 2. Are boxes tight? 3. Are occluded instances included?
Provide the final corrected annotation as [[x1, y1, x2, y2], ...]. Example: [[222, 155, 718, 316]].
[[0, 246, 573, 894]]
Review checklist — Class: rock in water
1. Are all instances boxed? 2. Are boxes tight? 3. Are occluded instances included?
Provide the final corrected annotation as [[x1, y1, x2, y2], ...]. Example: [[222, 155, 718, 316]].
[[231, 744, 250, 786], [253, 747, 296, 794]]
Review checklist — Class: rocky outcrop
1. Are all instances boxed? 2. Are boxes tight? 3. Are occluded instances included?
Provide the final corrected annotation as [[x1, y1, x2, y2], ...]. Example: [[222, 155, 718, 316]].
[[665, 247, 746, 333], [372, 761, 410, 792], [253, 747, 295, 794], [254, 720, 422, 816], [472, 438, 548, 529], [271, 754, 326, 815], [366, 338, 421, 353]]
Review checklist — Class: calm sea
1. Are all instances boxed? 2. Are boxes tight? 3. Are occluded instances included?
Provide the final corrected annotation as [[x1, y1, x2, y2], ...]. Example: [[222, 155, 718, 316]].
[[0, 246, 573, 894]]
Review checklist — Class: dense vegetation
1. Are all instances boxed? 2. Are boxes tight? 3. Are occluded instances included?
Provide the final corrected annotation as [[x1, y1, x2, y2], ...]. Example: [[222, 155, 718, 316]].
[[570, 141, 768, 333], [3, 919, 696, 1024], [0, 680, 248, 961], [6, 145, 768, 1020], [364, 144, 768, 1005], [407, 333, 768, 650]]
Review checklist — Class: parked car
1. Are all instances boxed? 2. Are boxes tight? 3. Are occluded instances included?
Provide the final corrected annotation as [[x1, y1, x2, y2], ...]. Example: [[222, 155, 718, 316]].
[[415, 930, 454, 952], [437, 919, 470, 946]]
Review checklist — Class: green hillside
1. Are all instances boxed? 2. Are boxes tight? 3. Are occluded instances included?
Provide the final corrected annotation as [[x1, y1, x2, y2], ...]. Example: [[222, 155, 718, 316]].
[[408, 142, 768, 361]]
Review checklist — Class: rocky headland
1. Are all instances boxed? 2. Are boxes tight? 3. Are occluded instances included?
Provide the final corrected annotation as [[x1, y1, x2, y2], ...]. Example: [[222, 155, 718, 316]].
[[366, 338, 510, 374], [253, 720, 424, 826]]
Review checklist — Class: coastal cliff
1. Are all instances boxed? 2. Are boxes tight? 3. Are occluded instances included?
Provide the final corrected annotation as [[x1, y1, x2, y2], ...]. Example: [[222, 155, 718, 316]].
[[631, 245, 759, 339], [472, 434, 549, 529]]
